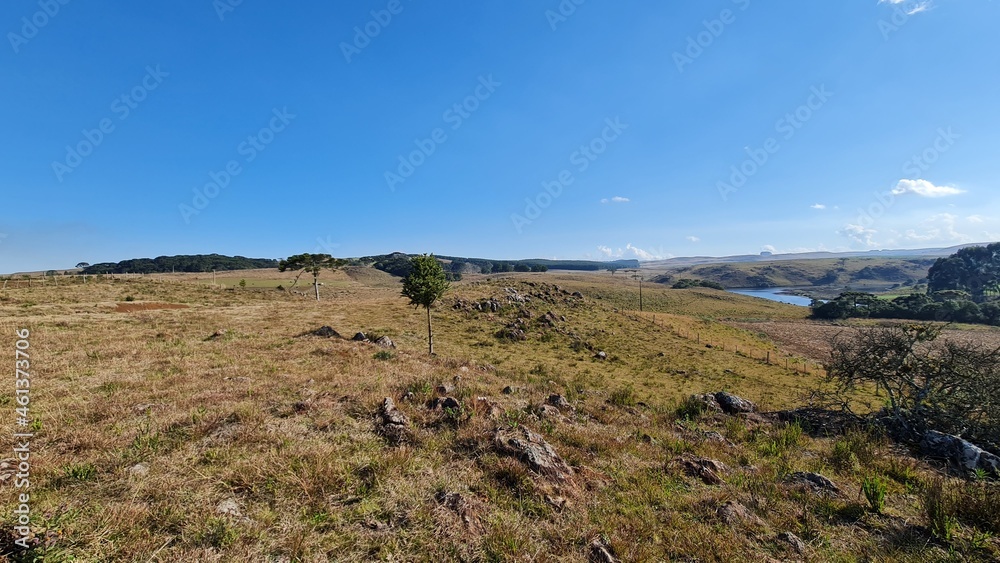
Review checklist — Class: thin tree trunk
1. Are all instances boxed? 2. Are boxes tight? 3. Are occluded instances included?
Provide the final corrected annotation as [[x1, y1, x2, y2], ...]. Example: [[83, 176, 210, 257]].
[[314, 275, 320, 301], [427, 306, 433, 355]]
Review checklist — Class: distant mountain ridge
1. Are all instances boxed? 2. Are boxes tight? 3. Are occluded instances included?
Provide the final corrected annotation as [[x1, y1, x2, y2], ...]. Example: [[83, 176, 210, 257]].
[[641, 243, 995, 269]]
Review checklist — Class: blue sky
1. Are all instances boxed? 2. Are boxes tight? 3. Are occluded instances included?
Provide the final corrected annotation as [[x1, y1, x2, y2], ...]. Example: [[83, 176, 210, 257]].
[[2, 0, 998, 272]]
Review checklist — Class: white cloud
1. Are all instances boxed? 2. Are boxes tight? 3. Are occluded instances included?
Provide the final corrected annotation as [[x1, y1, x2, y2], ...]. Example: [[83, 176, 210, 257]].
[[597, 243, 668, 261], [839, 223, 879, 247], [762, 245, 777, 253], [600, 196, 630, 204], [967, 215, 986, 224], [880, 0, 932, 15], [625, 243, 657, 261], [810, 204, 826, 210], [685, 236, 700, 243], [890, 179, 964, 198]]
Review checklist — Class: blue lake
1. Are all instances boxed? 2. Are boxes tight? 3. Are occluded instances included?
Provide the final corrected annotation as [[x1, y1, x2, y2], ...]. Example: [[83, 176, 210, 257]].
[[728, 288, 814, 307]]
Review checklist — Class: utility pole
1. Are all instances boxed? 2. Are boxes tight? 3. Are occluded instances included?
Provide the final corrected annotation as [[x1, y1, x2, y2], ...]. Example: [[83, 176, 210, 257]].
[[631, 271, 643, 312]]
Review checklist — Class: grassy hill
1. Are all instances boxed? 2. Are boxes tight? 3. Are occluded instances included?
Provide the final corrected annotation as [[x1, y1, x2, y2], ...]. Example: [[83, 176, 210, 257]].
[[651, 257, 936, 297], [1, 270, 998, 561]]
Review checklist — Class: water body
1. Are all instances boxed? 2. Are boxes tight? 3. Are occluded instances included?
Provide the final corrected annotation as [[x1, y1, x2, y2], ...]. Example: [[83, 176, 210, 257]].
[[729, 288, 814, 307]]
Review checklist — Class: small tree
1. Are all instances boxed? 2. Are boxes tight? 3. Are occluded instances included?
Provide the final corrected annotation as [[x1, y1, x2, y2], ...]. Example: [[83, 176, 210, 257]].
[[278, 253, 346, 301], [76, 262, 90, 269], [401, 254, 450, 355], [825, 323, 1000, 449]]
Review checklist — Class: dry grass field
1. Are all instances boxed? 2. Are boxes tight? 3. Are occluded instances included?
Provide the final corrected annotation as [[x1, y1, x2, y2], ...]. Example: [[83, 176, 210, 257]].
[[1, 269, 998, 561]]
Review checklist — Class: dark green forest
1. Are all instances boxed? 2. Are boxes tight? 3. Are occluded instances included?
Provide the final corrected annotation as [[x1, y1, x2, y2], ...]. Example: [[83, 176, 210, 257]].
[[80, 254, 279, 274], [813, 243, 1000, 325]]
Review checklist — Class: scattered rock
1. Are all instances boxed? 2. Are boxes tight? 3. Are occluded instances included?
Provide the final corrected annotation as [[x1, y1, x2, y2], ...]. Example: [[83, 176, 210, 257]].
[[716, 500, 762, 526], [786, 471, 839, 494], [496, 325, 528, 341], [502, 385, 515, 395], [206, 329, 228, 340], [538, 404, 562, 420], [216, 498, 242, 518], [594, 351, 608, 360], [589, 536, 618, 562], [691, 393, 723, 413], [571, 291, 584, 298], [680, 456, 728, 485], [127, 462, 150, 477], [352, 332, 369, 342], [921, 430, 1000, 477], [546, 394, 574, 412], [401, 391, 416, 402], [310, 326, 341, 338], [777, 531, 807, 554], [374, 336, 395, 348], [436, 383, 456, 395], [713, 391, 756, 414], [494, 426, 573, 481], [474, 397, 504, 419], [376, 397, 411, 446], [430, 396, 462, 411]]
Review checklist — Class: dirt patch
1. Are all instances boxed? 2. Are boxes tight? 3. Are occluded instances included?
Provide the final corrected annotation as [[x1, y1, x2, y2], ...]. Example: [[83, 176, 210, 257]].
[[114, 302, 189, 313], [726, 320, 1000, 363]]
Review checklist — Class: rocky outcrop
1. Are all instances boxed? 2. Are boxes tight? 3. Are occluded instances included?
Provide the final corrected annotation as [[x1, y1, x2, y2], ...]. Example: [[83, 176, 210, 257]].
[[376, 397, 411, 445], [310, 326, 340, 338], [679, 456, 728, 485], [713, 392, 756, 414], [921, 430, 1000, 476], [494, 426, 573, 481], [786, 471, 839, 494]]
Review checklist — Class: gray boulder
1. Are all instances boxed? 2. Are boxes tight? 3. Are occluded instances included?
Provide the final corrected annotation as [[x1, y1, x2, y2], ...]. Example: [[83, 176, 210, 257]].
[[376, 397, 411, 445], [713, 391, 756, 414], [494, 426, 573, 480], [921, 430, 1000, 476], [786, 471, 839, 493]]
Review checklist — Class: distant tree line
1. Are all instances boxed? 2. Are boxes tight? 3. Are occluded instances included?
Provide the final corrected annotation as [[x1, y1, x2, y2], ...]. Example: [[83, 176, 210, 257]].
[[81, 254, 279, 275], [354, 253, 633, 278], [812, 243, 1000, 326]]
